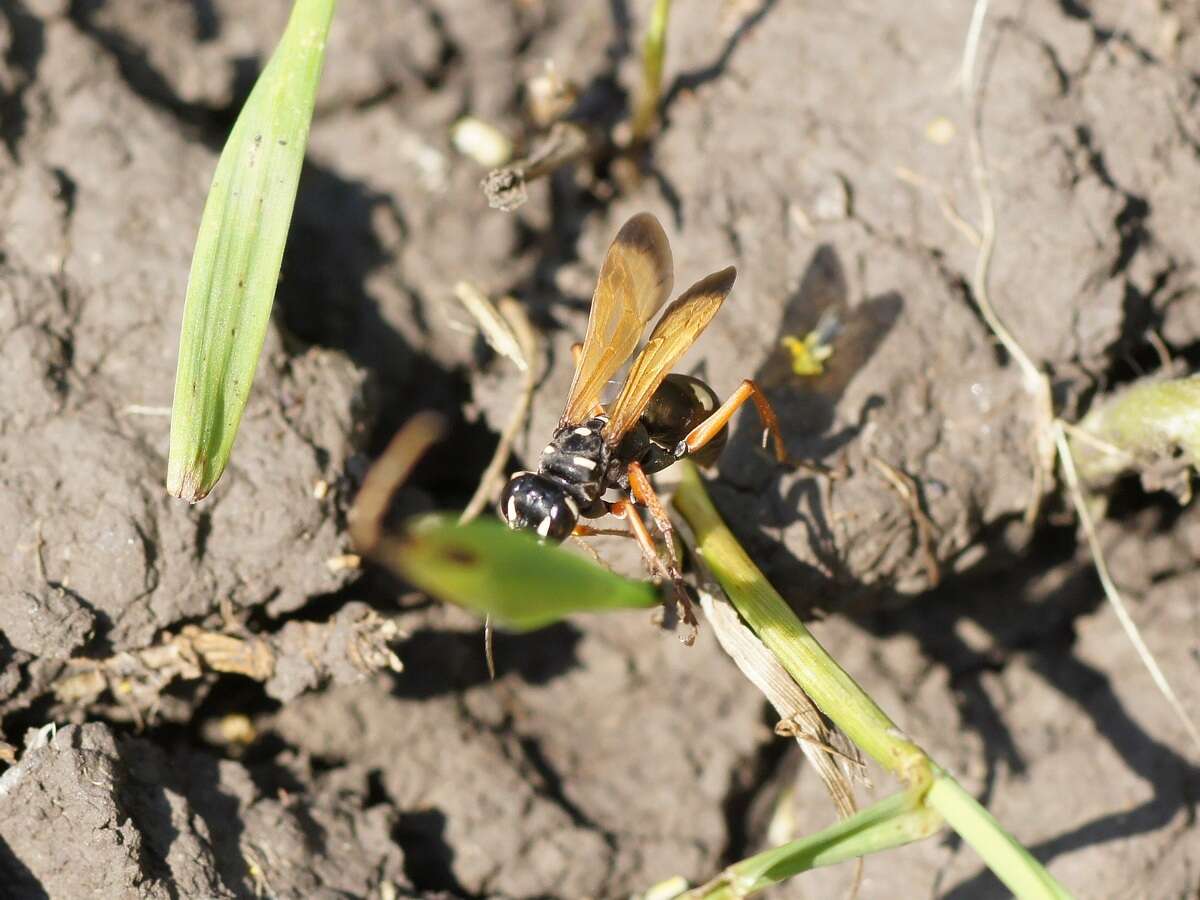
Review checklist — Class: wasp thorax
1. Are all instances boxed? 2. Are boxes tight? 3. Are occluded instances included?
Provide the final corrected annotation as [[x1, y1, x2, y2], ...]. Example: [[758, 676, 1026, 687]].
[[537, 417, 610, 504], [499, 472, 578, 543]]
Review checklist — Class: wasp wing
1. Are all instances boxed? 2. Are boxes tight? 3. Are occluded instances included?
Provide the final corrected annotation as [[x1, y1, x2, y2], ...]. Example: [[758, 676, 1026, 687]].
[[603, 266, 736, 445], [560, 213, 674, 426]]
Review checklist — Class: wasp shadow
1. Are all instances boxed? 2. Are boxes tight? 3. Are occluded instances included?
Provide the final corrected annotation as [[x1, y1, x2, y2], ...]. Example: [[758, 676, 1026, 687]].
[[701, 244, 901, 606], [390, 623, 583, 700], [734, 243, 902, 472]]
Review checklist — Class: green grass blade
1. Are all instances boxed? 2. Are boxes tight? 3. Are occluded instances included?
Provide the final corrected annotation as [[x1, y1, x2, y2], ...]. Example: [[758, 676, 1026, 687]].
[[631, 0, 673, 143], [375, 515, 658, 630], [167, 0, 336, 501], [687, 789, 942, 899]]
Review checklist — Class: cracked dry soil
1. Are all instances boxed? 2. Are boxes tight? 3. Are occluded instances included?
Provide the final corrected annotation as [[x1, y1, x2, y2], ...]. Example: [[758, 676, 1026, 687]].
[[1, 1, 1199, 897]]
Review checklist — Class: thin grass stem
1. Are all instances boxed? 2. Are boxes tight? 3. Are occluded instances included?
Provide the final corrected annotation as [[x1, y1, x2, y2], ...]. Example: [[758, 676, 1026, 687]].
[[631, 0, 673, 144]]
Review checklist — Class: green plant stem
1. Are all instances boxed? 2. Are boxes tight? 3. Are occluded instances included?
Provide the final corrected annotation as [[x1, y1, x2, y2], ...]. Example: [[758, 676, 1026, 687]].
[[631, 0, 672, 143], [925, 772, 1067, 899], [672, 463, 924, 779], [672, 462, 1071, 899]]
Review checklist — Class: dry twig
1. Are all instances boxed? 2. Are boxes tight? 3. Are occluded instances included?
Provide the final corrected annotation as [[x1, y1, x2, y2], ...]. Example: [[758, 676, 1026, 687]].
[[869, 457, 941, 587], [451, 286, 542, 677], [481, 121, 596, 211], [458, 295, 540, 523]]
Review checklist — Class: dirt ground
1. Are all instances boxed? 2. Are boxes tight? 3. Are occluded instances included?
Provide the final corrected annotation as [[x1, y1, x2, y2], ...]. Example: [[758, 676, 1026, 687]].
[[1, 0, 1198, 897]]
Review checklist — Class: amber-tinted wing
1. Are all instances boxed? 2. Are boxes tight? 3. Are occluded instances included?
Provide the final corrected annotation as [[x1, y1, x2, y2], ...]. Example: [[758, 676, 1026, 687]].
[[560, 213, 674, 426], [603, 266, 736, 444]]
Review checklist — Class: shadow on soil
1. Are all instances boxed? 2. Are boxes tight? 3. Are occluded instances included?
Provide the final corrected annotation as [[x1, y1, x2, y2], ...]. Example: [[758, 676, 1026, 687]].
[[0, 835, 47, 900], [857, 514, 1200, 898], [704, 244, 903, 610], [391, 623, 583, 699]]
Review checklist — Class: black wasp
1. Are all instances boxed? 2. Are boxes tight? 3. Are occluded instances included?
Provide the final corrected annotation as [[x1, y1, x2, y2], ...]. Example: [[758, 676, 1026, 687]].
[[500, 213, 788, 639]]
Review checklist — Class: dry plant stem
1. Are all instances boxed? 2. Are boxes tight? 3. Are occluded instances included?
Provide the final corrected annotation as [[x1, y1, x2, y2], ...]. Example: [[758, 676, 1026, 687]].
[[482, 121, 595, 211], [452, 283, 529, 372], [672, 462, 1070, 899], [459, 299, 539, 523], [486, 0, 670, 211], [673, 514, 864, 819], [455, 296, 540, 678], [631, 0, 673, 144], [961, 0, 1038, 387], [893, 166, 981, 247], [958, 0, 1199, 757], [1054, 424, 1200, 753], [348, 412, 447, 553], [960, 0, 1056, 522], [869, 457, 940, 587]]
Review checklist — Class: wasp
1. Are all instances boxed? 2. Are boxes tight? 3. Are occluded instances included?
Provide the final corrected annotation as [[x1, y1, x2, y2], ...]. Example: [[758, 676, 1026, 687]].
[[500, 213, 788, 638]]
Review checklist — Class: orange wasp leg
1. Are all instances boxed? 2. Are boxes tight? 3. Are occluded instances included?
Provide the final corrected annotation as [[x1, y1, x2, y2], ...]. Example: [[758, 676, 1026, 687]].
[[571, 523, 634, 539], [613, 484, 699, 645], [607, 497, 670, 580], [626, 461, 680, 562], [681, 379, 788, 464]]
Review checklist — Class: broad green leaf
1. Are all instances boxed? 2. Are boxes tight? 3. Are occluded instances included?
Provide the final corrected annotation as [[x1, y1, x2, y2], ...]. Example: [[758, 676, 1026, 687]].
[[379, 515, 658, 630], [167, 0, 336, 501]]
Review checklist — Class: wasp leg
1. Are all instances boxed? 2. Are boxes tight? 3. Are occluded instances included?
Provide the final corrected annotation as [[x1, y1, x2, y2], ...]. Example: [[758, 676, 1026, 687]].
[[677, 379, 788, 464], [607, 498, 669, 579], [571, 523, 635, 538], [574, 506, 697, 643], [614, 478, 698, 645], [626, 461, 679, 561], [569, 523, 635, 573]]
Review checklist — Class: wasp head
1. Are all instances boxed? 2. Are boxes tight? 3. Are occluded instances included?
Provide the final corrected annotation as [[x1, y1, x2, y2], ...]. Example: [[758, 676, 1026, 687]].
[[499, 472, 578, 543]]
